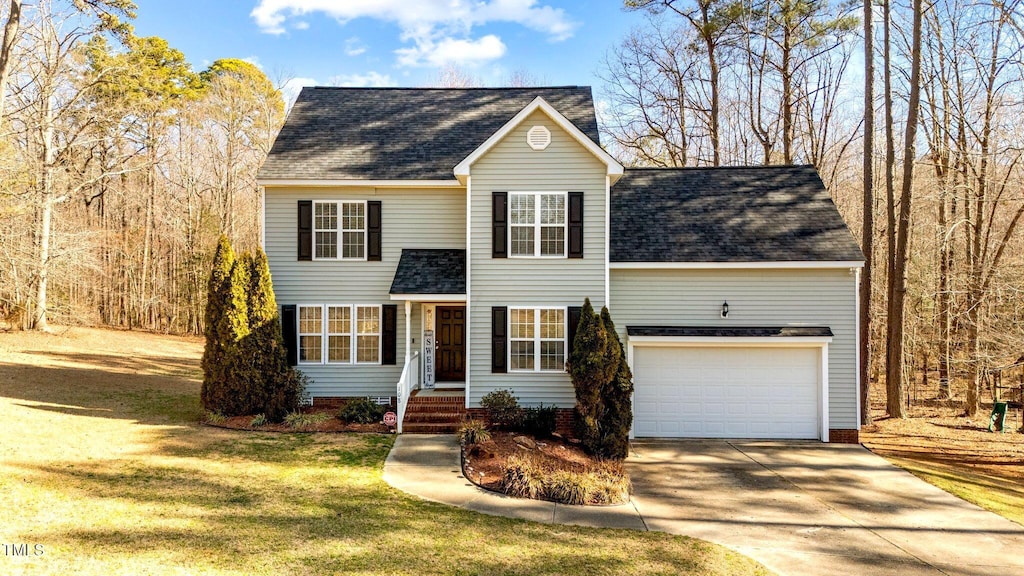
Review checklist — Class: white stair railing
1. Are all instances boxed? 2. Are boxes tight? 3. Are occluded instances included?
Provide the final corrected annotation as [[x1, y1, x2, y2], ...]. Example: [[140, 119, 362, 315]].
[[395, 351, 420, 434]]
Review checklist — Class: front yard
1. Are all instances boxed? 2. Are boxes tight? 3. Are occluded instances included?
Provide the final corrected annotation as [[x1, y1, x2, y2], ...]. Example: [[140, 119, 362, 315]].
[[0, 328, 768, 575]]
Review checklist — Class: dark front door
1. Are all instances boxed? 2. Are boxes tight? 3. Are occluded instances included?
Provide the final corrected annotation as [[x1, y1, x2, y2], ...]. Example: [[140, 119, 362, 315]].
[[436, 306, 466, 381]]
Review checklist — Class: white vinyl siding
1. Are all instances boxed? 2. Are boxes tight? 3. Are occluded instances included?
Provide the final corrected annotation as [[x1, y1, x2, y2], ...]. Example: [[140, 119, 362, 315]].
[[610, 268, 859, 431], [313, 200, 365, 260], [509, 307, 566, 372], [266, 186, 463, 398], [509, 192, 566, 257], [469, 109, 608, 407]]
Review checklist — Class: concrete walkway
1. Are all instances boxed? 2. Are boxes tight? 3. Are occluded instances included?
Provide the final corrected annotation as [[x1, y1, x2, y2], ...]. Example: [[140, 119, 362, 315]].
[[382, 434, 646, 530], [383, 435, 1024, 576]]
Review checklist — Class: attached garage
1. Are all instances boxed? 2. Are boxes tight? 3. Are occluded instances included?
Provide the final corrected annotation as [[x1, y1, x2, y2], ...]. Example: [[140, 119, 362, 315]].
[[628, 327, 832, 441]]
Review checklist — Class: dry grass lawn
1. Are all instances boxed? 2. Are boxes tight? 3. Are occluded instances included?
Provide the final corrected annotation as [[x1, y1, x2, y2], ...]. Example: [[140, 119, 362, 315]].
[[862, 394, 1024, 527], [0, 327, 769, 575]]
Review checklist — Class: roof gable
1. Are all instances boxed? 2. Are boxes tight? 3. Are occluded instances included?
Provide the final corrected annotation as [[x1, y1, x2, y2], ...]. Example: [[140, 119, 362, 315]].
[[453, 96, 623, 183], [258, 87, 602, 182]]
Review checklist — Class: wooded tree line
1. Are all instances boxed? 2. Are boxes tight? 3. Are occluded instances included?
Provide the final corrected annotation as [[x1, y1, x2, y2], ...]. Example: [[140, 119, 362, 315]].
[[613, 0, 1024, 418], [2, 0, 1023, 418], [0, 0, 283, 334]]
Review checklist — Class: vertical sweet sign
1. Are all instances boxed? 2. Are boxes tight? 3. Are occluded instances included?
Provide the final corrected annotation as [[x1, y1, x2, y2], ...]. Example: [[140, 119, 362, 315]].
[[423, 330, 435, 389]]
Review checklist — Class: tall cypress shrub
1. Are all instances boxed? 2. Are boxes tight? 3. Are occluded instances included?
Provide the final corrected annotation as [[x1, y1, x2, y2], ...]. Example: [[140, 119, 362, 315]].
[[244, 248, 302, 421], [201, 236, 234, 411], [599, 306, 633, 460], [568, 298, 608, 453], [209, 255, 250, 415]]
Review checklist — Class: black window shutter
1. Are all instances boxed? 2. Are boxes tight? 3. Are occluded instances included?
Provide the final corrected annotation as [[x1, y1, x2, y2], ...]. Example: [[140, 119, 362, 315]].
[[367, 201, 382, 261], [381, 304, 397, 365], [492, 192, 507, 258], [281, 304, 298, 366], [567, 306, 582, 356], [568, 192, 584, 258], [491, 306, 507, 373], [297, 201, 313, 261]]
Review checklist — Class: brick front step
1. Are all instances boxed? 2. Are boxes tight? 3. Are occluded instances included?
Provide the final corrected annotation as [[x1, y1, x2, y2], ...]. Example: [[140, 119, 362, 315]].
[[402, 422, 462, 434], [404, 412, 466, 423]]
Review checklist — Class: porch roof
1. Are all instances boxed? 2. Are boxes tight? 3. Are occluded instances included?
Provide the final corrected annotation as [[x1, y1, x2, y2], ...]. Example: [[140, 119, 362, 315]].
[[389, 249, 466, 298]]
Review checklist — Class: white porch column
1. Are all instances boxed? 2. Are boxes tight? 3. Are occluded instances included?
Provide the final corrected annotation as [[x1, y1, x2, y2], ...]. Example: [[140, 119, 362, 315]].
[[404, 300, 412, 364]]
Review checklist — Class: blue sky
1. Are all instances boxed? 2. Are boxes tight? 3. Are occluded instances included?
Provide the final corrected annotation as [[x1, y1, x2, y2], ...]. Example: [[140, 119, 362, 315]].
[[132, 1, 648, 102]]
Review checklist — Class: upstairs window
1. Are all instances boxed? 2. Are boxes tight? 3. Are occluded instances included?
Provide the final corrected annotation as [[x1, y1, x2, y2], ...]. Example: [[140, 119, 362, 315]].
[[314, 201, 365, 260], [509, 192, 566, 257]]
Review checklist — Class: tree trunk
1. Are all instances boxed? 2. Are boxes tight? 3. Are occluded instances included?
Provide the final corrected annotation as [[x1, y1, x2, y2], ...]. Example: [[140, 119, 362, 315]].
[[0, 0, 22, 124], [860, 0, 875, 425], [33, 95, 54, 331], [886, 0, 923, 419], [781, 22, 794, 164]]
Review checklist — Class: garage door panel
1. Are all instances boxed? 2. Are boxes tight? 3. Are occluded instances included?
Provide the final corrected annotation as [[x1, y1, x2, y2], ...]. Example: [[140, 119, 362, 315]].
[[633, 346, 819, 439]]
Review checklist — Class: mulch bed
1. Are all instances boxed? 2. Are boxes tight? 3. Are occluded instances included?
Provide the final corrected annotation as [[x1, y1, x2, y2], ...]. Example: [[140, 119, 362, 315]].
[[462, 431, 602, 490], [207, 406, 392, 434]]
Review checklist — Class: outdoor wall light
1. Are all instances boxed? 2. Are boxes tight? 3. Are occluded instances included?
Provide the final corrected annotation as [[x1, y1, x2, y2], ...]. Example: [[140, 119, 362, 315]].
[[721, 301, 729, 318]]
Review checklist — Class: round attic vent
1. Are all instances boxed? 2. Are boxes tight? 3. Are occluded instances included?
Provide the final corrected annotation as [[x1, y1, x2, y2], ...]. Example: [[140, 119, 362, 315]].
[[526, 125, 551, 150]]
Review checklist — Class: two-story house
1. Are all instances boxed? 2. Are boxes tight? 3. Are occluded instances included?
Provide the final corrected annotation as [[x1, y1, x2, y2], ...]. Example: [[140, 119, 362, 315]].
[[257, 87, 865, 442]]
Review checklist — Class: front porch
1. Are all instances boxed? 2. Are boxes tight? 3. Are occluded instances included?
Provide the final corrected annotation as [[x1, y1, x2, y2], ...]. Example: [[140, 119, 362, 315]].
[[389, 249, 468, 432]]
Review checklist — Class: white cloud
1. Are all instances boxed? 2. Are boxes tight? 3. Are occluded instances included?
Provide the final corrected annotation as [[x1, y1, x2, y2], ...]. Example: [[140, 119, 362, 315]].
[[250, 0, 577, 67], [293, 20, 310, 30], [328, 71, 396, 87], [242, 55, 264, 69], [395, 35, 506, 68], [345, 37, 367, 57], [281, 76, 317, 105]]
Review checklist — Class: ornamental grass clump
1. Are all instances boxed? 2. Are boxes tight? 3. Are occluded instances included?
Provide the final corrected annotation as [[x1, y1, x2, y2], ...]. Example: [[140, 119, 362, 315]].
[[500, 454, 546, 499], [458, 419, 491, 445]]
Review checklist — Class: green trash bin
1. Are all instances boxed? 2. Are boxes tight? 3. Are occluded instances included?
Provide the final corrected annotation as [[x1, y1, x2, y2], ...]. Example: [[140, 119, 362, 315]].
[[988, 402, 1008, 432]]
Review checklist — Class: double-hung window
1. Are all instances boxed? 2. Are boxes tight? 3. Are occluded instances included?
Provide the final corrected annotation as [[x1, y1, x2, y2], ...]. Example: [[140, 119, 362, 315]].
[[313, 201, 366, 260], [298, 304, 380, 364], [509, 307, 566, 372], [509, 192, 566, 257], [299, 306, 324, 363]]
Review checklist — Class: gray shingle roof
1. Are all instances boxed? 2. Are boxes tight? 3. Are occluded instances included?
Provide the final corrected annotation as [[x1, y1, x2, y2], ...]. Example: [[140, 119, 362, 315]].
[[610, 166, 865, 262], [389, 249, 466, 295], [627, 326, 834, 338], [259, 87, 600, 181]]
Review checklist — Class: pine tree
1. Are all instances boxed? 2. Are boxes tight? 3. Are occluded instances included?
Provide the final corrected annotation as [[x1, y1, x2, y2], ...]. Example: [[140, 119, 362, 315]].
[[200, 236, 234, 411], [568, 298, 609, 453], [599, 306, 633, 460]]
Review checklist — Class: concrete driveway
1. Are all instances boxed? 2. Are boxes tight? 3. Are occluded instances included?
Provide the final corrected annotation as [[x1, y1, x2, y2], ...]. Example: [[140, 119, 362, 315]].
[[627, 440, 1024, 576]]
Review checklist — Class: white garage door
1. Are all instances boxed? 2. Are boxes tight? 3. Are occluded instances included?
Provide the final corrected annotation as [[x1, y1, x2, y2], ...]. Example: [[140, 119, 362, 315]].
[[633, 346, 820, 439]]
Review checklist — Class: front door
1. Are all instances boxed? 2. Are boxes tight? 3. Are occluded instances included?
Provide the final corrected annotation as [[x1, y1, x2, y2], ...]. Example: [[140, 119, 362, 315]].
[[436, 306, 466, 381]]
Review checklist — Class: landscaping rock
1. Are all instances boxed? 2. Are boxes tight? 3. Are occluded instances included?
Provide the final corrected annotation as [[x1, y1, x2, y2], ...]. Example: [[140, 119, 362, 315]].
[[468, 444, 496, 459], [513, 435, 537, 450]]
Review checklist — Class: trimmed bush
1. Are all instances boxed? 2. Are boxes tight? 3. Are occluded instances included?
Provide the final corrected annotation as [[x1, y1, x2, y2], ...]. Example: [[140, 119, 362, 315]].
[[598, 306, 633, 460], [521, 405, 557, 438], [338, 397, 386, 424], [568, 298, 610, 453], [202, 238, 304, 422], [458, 419, 491, 445], [480, 389, 523, 430]]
